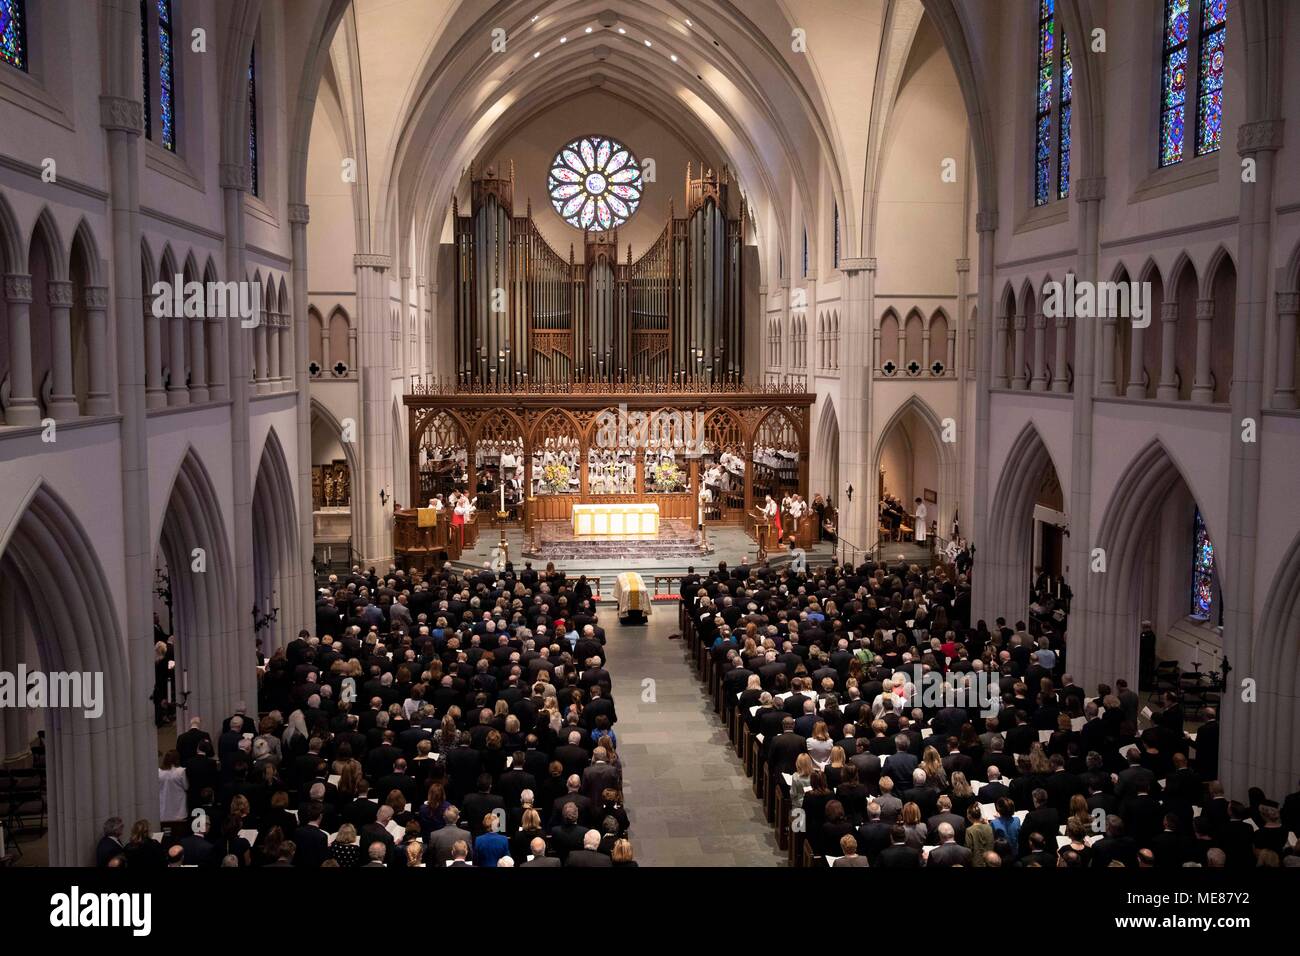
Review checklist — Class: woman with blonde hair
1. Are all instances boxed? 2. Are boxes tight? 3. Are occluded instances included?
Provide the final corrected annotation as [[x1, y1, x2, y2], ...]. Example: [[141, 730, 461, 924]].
[[921, 746, 948, 789], [405, 840, 426, 867], [807, 720, 833, 767], [611, 838, 638, 867], [824, 745, 848, 790], [949, 771, 976, 819], [330, 823, 362, 867], [790, 753, 815, 809]]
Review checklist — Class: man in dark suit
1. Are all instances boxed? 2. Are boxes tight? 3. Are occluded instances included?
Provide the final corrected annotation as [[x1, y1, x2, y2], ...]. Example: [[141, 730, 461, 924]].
[[876, 826, 922, 868], [292, 802, 331, 867], [926, 822, 972, 867], [883, 735, 919, 792], [767, 718, 807, 777], [521, 836, 561, 867], [176, 718, 212, 764], [1193, 708, 1220, 779], [1019, 788, 1059, 859], [565, 830, 613, 867], [1091, 815, 1138, 867], [549, 803, 589, 862]]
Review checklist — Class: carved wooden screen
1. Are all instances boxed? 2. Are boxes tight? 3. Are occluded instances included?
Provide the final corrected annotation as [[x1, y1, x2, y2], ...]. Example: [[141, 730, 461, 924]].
[[752, 409, 800, 506], [474, 413, 524, 506], [531, 410, 581, 495], [701, 409, 745, 515], [417, 411, 466, 503]]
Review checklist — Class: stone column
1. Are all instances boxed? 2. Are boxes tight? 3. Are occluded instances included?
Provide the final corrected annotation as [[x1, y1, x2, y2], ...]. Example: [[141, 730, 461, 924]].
[[1273, 291, 1298, 409], [1011, 312, 1028, 389], [279, 307, 294, 392], [1126, 322, 1146, 398], [946, 327, 956, 375], [1156, 301, 1180, 400], [1221, 118, 1283, 798], [1030, 312, 1047, 390], [101, 76, 157, 853], [993, 307, 1008, 386], [189, 298, 208, 403], [168, 310, 189, 405], [144, 288, 166, 409], [3, 274, 38, 425], [220, 159, 257, 721], [47, 279, 80, 418], [254, 315, 270, 394], [1053, 314, 1071, 393], [267, 310, 282, 388], [971, 211, 996, 618], [838, 257, 875, 550], [1191, 297, 1215, 402], [290, 202, 313, 639], [84, 286, 113, 415], [355, 253, 395, 563], [415, 275, 428, 381], [1098, 312, 1117, 396]]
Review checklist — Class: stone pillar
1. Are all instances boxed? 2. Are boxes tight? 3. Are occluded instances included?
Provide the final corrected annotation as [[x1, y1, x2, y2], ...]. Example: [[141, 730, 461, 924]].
[[267, 310, 282, 388], [47, 279, 80, 418], [3, 275, 38, 425], [254, 316, 270, 394], [971, 211, 996, 618], [220, 160, 257, 720], [189, 300, 208, 403], [290, 202, 313, 639], [355, 253, 395, 564], [1156, 301, 1180, 400], [1126, 322, 1146, 398], [84, 286, 113, 415], [415, 275, 428, 380], [1221, 118, 1283, 798], [1273, 291, 1298, 409], [1053, 314, 1071, 393], [993, 308, 1008, 386], [1191, 297, 1215, 402], [168, 311, 189, 405], [100, 77, 157, 854], [946, 327, 956, 374], [279, 308, 294, 392], [838, 257, 875, 550], [144, 288, 166, 409], [1011, 312, 1027, 389], [1030, 312, 1047, 390]]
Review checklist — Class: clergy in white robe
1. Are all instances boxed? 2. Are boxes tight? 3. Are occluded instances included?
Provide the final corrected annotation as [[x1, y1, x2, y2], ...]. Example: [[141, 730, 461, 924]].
[[914, 497, 928, 543]]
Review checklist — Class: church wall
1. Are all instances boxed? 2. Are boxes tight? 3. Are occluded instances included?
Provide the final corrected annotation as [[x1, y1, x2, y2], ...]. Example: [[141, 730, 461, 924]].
[[477, 89, 723, 262], [1254, 414, 1300, 611], [145, 405, 237, 558], [986, 391, 1074, 509]]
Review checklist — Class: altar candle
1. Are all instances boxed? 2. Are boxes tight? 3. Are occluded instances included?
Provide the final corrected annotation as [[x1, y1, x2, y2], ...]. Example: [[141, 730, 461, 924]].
[[500, 484, 505, 512]]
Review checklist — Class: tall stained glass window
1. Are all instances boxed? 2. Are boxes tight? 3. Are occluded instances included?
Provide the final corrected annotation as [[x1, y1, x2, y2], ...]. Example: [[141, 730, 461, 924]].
[[548, 136, 642, 231], [1, 0, 27, 72], [248, 45, 259, 196], [1033, 0, 1055, 206], [1190, 507, 1215, 618], [1195, 0, 1227, 156], [1057, 37, 1072, 200], [157, 0, 176, 151], [1161, 0, 1226, 167]]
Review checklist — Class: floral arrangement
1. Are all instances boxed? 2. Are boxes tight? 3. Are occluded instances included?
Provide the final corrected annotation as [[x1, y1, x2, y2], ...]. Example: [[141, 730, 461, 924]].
[[541, 462, 572, 493], [649, 459, 685, 492]]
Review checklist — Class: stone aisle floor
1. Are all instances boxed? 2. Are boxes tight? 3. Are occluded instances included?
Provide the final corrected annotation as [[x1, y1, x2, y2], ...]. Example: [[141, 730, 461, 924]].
[[604, 610, 785, 867]]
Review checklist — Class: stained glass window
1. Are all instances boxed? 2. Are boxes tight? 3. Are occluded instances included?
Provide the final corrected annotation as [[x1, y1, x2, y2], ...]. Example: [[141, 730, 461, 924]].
[[1161, 1, 1226, 167], [1, 0, 27, 71], [158, 0, 176, 151], [548, 136, 642, 231], [248, 45, 259, 196], [140, 1, 151, 138], [1190, 507, 1215, 618], [1195, 0, 1226, 156], [833, 202, 840, 269], [1033, 0, 1055, 206], [1058, 36, 1072, 200]]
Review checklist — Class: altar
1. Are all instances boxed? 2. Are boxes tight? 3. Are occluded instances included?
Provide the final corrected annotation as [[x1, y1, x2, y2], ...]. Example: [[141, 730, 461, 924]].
[[572, 502, 660, 536]]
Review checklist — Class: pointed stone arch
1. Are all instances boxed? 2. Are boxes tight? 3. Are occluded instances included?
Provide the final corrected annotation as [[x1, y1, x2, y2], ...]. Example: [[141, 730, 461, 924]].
[[815, 394, 841, 504], [1084, 439, 1222, 700], [981, 421, 1065, 623], [0, 481, 145, 865], [252, 428, 301, 651], [1243, 529, 1300, 797], [310, 397, 362, 551], [872, 394, 958, 548], [155, 448, 244, 730]]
